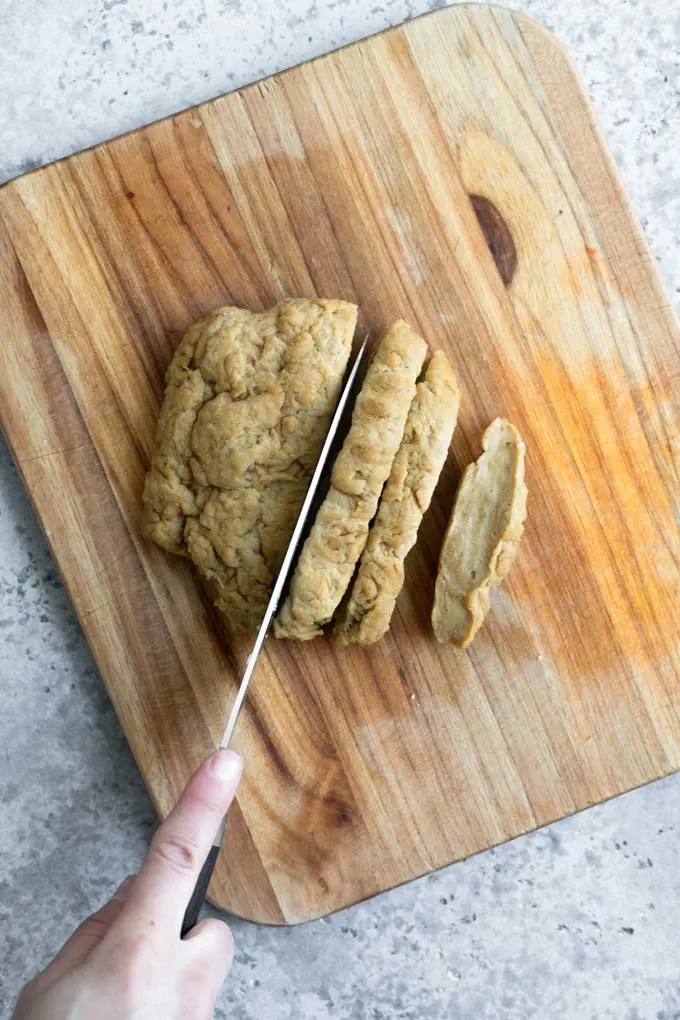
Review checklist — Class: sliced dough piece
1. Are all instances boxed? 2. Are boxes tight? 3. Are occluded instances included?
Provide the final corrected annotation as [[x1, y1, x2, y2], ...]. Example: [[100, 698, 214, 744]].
[[431, 418, 527, 647], [275, 320, 428, 640], [335, 350, 460, 646], [142, 299, 358, 633]]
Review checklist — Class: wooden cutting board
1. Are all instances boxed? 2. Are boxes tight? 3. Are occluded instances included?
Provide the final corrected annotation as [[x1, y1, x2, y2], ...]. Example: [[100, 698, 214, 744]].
[[1, 4, 678, 925]]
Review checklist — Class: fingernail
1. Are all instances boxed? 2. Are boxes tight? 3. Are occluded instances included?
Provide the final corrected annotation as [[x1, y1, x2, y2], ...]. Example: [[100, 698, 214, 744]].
[[113, 875, 136, 901], [207, 749, 243, 783]]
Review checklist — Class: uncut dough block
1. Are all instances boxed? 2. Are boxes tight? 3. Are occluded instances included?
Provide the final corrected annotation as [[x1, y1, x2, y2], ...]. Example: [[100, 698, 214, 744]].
[[335, 349, 460, 646], [275, 321, 428, 640], [142, 299, 358, 633], [432, 418, 527, 647]]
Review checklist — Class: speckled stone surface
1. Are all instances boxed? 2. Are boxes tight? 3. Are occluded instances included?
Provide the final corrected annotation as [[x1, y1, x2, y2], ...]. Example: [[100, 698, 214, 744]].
[[0, 1, 678, 1017]]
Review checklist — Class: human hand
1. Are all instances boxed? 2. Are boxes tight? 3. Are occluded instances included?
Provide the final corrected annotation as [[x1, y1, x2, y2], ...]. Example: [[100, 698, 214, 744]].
[[13, 749, 243, 1020]]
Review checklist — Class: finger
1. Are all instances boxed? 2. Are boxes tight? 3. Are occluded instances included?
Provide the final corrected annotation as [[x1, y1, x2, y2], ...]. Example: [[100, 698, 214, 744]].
[[38, 876, 136, 986], [183, 918, 235, 995], [124, 750, 242, 929]]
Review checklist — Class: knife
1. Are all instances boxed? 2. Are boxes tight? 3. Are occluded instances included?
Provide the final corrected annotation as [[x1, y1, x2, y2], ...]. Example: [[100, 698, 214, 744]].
[[181, 334, 369, 937]]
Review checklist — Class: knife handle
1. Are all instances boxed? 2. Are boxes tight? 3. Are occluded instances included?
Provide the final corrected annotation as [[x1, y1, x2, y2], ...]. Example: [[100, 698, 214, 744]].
[[181, 842, 221, 937]]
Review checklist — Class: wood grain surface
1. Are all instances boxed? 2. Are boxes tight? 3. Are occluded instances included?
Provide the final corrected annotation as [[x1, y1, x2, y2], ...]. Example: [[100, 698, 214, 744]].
[[1, 4, 678, 924]]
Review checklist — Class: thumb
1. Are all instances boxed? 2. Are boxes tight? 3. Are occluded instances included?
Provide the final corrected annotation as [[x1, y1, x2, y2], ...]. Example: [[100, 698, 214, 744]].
[[41, 876, 136, 985]]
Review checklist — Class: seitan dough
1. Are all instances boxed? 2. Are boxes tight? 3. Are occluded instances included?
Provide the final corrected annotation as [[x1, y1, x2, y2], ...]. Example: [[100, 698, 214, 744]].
[[431, 418, 527, 647], [335, 349, 460, 646], [275, 320, 428, 640], [142, 299, 357, 633]]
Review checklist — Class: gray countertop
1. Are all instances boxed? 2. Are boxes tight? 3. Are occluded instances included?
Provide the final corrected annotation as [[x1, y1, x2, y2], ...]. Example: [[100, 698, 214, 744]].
[[0, 1, 678, 1017]]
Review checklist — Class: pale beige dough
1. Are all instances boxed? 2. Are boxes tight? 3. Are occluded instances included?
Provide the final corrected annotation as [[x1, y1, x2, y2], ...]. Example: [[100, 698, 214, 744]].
[[431, 418, 527, 647], [335, 349, 460, 646], [275, 320, 428, 640], [142, 299, 358, 633]]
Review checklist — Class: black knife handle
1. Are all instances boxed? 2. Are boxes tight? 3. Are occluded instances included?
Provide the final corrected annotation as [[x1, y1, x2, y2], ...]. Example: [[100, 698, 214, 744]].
[[181, 843, 221, 937]]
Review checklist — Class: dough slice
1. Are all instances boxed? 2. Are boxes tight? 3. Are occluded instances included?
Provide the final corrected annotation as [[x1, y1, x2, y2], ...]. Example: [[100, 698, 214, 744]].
[[142, 299, 358, 633], [275, 321, 428, 640], [431, 418, 527, 647], [335, 350, 460, 646]]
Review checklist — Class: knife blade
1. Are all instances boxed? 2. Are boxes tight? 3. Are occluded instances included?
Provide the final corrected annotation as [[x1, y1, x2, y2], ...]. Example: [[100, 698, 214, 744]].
[[180, 333, 369, 936]]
